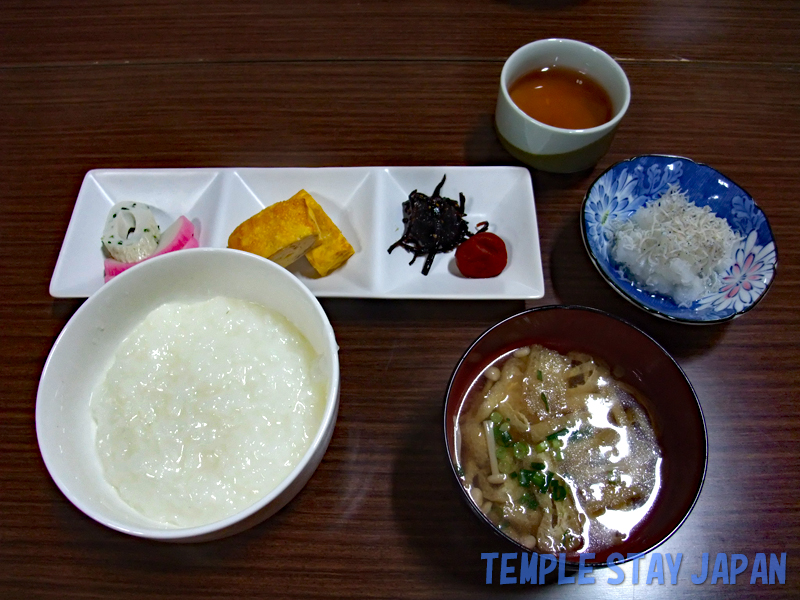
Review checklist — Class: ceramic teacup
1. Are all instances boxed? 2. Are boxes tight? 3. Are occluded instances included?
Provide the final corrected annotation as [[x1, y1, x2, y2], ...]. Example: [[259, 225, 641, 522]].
[[495, 39, 630, 173]]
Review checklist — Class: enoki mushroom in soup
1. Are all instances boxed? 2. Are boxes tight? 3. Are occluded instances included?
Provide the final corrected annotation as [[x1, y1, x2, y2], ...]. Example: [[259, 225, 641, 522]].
[[454, 344, 662, 554]]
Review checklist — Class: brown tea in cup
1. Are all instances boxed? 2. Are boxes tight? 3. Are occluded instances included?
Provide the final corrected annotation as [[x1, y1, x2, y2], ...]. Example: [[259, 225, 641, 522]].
[[509, 66, 613, 130]]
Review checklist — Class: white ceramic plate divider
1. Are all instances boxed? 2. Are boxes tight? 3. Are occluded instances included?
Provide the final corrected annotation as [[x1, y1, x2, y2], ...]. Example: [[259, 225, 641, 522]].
[[50, 166, 544, 300]]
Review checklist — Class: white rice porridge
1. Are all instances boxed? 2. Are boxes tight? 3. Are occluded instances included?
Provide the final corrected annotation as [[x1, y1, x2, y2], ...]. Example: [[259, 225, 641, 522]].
[[91, 296, 326, 528]]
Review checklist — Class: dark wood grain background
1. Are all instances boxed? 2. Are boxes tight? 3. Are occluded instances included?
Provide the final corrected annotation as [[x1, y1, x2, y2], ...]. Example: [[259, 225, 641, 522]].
[[1, 1, 798, 598]]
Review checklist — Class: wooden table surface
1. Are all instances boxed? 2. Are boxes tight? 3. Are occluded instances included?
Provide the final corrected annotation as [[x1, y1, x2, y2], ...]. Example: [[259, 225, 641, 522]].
[[2, 1, 798, 598]]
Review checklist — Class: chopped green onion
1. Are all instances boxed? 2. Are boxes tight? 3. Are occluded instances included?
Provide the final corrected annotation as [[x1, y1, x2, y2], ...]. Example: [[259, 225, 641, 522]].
[[569, 427, 593, 442], [546, 428, 568, 441], [519, 492, 539, 510], [541, 392, 549, 411], [534, 440, 548, 453], [518, 468, 536, 488], [530, 462, 545, 470], [550, 439, 563, 450], [490, 411, 503, 425], [499, 460, 515, 474], [499, 421, 510, 433], [513, 441, 529, 459], [510, 471, 518, 479], [549, 477, 567, 501], [537, 369, 543, 381], [492, 421, 514, 448], [494, 425, 514, 447], [531, 471, 547, 492], [496, 447, 509, 461]]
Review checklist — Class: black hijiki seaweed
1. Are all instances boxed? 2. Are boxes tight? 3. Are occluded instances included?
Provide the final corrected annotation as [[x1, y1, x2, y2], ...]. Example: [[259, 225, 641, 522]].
[[387, 175, 488, 275]]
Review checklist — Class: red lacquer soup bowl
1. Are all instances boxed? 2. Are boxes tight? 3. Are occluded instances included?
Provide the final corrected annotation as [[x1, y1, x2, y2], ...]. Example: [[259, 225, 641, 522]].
[[443, 305, 707, 567]]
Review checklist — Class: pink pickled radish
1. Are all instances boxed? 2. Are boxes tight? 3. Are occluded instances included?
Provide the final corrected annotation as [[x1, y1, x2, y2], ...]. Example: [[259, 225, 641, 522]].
[[104, 216, 197, 282], [153, 215, 196, 255]]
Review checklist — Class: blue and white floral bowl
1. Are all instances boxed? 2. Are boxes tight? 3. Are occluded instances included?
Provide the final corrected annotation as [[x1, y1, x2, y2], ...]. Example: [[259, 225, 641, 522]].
[[581, 155, 777, 324]]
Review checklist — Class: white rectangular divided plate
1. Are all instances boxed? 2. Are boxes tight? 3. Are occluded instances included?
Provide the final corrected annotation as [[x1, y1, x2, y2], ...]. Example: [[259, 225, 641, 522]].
[[50, 167, 544, 300]]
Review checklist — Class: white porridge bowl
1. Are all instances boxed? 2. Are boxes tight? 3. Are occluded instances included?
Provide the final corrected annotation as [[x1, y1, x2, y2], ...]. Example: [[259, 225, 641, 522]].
[[36, 248, 340, 541]]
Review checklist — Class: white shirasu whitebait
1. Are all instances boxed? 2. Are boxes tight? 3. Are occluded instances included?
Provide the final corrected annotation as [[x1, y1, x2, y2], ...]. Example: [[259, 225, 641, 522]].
[[102, 202, 161, 263], [611, 185, 742, 307]]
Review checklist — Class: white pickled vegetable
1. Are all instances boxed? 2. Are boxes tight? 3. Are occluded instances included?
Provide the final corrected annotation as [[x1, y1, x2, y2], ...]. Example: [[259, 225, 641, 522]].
[[102, 202, 160, 263]]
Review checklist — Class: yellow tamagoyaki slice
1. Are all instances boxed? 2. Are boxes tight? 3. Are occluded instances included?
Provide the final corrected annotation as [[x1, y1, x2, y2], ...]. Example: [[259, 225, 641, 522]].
[[227, 194, 320, 267], [300, 191, 355, 276]]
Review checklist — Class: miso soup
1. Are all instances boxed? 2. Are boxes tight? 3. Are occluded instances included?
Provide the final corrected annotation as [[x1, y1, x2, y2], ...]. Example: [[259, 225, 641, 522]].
[[453, 344, 662, 554]]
